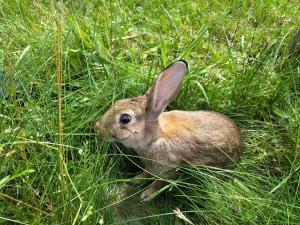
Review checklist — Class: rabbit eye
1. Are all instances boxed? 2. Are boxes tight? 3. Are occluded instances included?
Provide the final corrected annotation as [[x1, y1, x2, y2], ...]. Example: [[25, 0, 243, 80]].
[[119, 114, 132, 124]]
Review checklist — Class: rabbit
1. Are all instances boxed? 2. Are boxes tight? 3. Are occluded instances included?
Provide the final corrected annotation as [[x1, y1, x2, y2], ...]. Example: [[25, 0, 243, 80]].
[[96, 60, 243, 201]]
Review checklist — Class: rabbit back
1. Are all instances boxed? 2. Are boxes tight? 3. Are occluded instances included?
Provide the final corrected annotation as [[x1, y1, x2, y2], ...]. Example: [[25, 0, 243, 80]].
[[156, 110, 243, 167]]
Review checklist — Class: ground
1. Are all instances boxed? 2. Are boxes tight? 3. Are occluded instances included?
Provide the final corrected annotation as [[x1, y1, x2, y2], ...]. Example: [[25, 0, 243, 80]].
[[0, 0, 299, 224]]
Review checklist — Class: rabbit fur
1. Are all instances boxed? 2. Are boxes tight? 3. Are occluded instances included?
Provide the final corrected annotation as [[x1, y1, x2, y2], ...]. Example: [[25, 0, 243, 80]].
[[96, 60, 243, 201]]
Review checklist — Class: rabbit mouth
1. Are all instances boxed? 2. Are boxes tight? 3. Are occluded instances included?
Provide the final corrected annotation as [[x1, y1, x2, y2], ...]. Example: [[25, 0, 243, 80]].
[[111, 134, 118, 140], [111, 133, 124, 142]]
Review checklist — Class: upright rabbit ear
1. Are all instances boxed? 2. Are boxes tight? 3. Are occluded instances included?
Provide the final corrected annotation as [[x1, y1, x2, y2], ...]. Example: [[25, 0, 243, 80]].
[[146, 60, 188, 119]]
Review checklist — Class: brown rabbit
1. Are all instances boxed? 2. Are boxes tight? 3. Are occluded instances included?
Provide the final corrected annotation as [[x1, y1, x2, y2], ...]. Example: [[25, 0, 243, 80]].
[[96, 60, 243, 201]]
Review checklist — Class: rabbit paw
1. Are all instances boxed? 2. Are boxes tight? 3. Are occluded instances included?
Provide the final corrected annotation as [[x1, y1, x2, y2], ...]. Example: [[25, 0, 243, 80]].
[[140, 187, 156, 201], [140, 180, 166, 201]]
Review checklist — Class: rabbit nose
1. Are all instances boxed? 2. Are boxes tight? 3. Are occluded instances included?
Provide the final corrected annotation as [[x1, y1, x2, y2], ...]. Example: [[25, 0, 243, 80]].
[[96, 121, 106, 138]]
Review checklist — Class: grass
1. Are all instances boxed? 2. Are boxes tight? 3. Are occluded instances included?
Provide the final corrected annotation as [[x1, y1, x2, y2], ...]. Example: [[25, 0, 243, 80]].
[[0, 0, 299, 224]]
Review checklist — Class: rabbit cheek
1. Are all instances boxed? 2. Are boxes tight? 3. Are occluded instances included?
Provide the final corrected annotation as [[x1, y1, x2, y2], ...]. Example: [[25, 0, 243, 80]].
[[112, 128, 141, 149], [110, 124, 129, 141]]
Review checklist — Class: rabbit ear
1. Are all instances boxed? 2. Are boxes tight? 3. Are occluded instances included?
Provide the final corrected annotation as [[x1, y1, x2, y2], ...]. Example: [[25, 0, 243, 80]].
[[146, 60, 188, 119]]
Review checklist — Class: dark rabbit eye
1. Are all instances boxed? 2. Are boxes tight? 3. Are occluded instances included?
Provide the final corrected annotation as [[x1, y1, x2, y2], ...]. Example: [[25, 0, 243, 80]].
[[119, 114, 132, 124]]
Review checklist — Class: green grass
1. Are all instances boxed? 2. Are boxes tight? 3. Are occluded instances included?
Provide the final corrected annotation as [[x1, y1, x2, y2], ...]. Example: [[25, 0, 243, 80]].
[[0, 0, 299, 224]]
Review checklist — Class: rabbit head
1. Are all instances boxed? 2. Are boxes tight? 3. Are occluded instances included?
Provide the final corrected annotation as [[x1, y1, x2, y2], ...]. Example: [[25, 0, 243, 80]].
[[96, 60, 188, 151]]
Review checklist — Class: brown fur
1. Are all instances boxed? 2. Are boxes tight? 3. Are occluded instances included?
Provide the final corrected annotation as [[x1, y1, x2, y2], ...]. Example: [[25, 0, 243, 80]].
[[96, 61, 243, 201]]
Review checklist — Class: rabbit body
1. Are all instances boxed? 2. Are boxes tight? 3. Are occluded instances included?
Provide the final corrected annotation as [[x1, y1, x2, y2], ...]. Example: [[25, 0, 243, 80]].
[[147, 110, 242, 169], [96, 60, 243, 201]]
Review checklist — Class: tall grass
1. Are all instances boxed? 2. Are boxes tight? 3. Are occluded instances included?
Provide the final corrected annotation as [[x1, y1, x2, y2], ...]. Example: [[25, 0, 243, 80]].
[[0, 0, 299, 224]]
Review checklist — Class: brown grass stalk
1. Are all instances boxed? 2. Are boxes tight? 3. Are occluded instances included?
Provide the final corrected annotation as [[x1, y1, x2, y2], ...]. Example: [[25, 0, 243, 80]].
[[54, 3, 66, 199]]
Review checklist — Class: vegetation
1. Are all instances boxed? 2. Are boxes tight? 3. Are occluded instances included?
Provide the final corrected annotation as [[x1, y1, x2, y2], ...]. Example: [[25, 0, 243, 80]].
[[0, 0, 299, 224]]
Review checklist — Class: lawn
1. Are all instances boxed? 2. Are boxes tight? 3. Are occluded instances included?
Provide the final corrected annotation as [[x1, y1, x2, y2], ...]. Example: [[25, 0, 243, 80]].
[[0, 0, 299, 224]]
